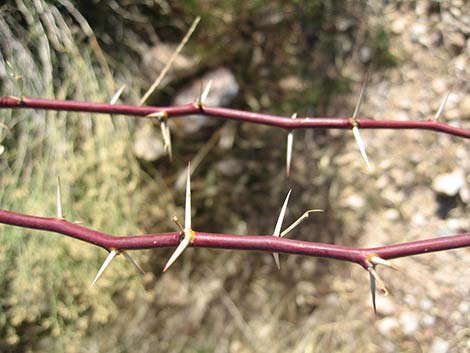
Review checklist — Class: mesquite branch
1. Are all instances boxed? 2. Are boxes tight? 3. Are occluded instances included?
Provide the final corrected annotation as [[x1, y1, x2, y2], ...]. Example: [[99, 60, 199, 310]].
[[1, 209, 469, 270], [1, 96, 469, 137], [1, 94, 469, 312]]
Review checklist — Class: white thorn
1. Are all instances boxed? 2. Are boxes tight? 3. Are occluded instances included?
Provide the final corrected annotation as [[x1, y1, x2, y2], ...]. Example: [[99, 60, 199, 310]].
[[146, 111, 172, 161], [160, 119, 173, 161], [352, 74, 369, 120], [272, 189, 292, 270], [121, 250, 145, 274], [280, 209, 324, 237], [434, 91, 451, 121], [185, 162, 191, 231], [367, 265, 388, 314], [352, 126, 371, 170], [351, 74, 371, 170], [369, 256, 398, 270], [56, 176, 63, 219], [163, 236, 190, 272], [368, 266, 388, 295], [286, 113, 297, 176], [273, 252, 281, 271], [368, 269, 377, 314], [110, 84, 126, 104], [286, 132, 293, 176], [91, 249, 118, 287], [163, 163, 194, 272], [200, 80, 213, 106]]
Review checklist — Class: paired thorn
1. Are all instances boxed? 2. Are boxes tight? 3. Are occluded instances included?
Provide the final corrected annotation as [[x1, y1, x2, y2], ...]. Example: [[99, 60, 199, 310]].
[[91, 249, 118, 287], [110, 84, 126, 104], [91, 249, 145, 287], [196, 80, 213, 108], [121, 250, 145, 274], [286, 113, 297, 176], [163, 163, 194, 272], [272, 189, 292, 270], [185, 162, 192, 231], [368, 268, 377, 314], [56, 176, 64, 220], [147, 111, 173, 161], [369, 255, 398, 270], [160, 118, 173, 161], [352, 126, 371, 170], [366, 254, 396, 313], [351, 74, 371, 170], [433, 91, 451, 121], [163, 236, 191, 273], [280, 209, 324, 237]]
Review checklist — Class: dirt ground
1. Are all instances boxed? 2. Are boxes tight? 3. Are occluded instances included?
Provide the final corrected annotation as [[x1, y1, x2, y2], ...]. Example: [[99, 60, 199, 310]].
[[322, 1, 469, 352]]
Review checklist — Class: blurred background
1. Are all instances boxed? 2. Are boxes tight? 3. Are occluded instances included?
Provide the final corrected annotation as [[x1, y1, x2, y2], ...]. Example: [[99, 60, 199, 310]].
[[0, 0, 468, 352]]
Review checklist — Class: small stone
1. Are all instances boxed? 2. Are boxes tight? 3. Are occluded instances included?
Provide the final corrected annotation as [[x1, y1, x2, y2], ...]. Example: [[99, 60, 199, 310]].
[[376, 295, 397, 316], [432, 79, 448, 95], [458, 301, 469, 313], [446, 31, 466, 52], [336, 18, 354, 32], [391, 17, 408, 34], [432, 170, 465, 196], [420, 298, 433, 311], [359, 46, 372, 63], [422, 314, 436, 327], [279, 75, 304, 92], [376, 317, 399, 335], [344, 194, 366, 209], [410, 24, 428, 44], [385, 209, 400, 221], [399, 311, 420, 335], [446, 218, 464, 232], [430, 338, 450, 353], [173, 68, 239, 134], [133, 123, 165, 161], [459, 96, 470, 116], [216, 159, 243, 177], [412, 214, 426, 226]]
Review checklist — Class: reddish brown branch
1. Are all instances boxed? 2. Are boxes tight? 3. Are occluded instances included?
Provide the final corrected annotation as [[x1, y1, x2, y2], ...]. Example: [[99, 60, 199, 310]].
[[1, 209, 468, 269], [1, 96, 469, 138]]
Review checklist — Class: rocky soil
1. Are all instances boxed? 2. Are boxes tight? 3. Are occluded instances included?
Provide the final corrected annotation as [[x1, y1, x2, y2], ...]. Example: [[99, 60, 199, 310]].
[[320, 1, 469, 352]]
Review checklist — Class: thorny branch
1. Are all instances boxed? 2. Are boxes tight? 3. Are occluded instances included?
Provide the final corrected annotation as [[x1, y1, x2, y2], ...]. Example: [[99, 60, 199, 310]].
[[0, 96, 469, 138], [0, 95, 469, 312], [1, 208, 468, 266], [0, 202, 469, 312]]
